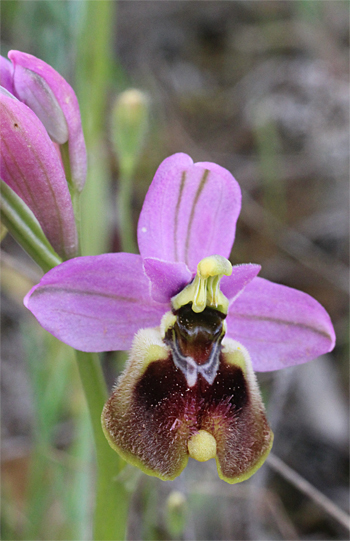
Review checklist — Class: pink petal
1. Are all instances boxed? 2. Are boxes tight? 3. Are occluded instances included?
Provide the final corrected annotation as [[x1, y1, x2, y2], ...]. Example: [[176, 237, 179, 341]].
[[10, 63, 68, 144], [0, 56, 14, 95], [221, 263, 261, 304], [9, 51, 87, 191], [226, 277, 336, 371], [137, 153, 241, 272], [143, 258, 193, 304], [0, 93, 78, 259], [24, 253, 167, 352]]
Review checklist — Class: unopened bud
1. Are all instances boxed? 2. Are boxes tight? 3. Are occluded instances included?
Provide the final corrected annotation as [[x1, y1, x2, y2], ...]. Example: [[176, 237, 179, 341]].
[[112, 89, 149, 177], [0, 93, 78, 259], [7, 50, 87, 192], [166, 490, 187, 537]]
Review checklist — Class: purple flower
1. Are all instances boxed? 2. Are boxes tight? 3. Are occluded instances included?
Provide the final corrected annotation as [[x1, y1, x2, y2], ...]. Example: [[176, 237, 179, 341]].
[[0, 89, 78, 259], [24, 153, 335, 482], [0, 50, 86, 191]]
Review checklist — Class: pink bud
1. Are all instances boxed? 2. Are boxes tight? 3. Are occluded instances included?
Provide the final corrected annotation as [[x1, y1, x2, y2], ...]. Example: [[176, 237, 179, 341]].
[[0, 92, 78, 258], [6, 51, 87, 191]]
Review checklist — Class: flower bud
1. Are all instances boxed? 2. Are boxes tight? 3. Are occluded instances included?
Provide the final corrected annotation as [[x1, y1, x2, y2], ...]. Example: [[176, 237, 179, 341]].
[[0, 91, 78, 259], [112, 89, 149, 177], [2, 51, 87, 191], [166, 491, 187, 537]]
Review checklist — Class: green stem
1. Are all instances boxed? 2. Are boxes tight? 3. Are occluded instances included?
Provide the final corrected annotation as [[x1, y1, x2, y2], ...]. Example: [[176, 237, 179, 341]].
[[76, 1, 116, 257], [73, 1, 132, 527], [117, 170, 137, 253], [75, 351, 129, 540], [0, 179, 62, 271]]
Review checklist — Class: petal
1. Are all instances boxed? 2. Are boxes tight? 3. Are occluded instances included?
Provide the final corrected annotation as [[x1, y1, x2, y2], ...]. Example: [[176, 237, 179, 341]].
[[9, 51, 87, 191], [143, 257, 193, 304], [102, 327, 273, 483], [102, 328, 190, 480], [210, 338, 273, 483], [220, 263, 261, 304], [0, 93, 78, 259], [0, 56, 14, 95], [226, 277, 336, 372], [137, 153, 241, 272], [10, 63, 69, 144], [24, 253, 166, 352]]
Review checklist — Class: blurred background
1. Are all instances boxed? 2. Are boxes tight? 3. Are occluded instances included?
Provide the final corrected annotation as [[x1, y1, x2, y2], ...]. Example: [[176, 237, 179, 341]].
[[1, 1, 349, 540]]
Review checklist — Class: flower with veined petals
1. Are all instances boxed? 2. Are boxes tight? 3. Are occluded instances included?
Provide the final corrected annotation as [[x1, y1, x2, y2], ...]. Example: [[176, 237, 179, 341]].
[[24, 153, 335, 483]]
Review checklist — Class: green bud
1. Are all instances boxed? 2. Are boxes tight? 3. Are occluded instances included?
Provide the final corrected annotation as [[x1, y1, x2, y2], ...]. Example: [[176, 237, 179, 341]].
[[111, 89, 149, 178], [166, 490, 187, 537]]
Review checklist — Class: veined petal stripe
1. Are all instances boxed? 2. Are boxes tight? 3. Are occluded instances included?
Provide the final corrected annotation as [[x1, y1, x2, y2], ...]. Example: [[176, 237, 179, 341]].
[[174, 171, 186, 262], [230, 312, 333, 341], [46, 307, 145, 324], [185, 169, 210, 265], [30, 285, 153, 305]]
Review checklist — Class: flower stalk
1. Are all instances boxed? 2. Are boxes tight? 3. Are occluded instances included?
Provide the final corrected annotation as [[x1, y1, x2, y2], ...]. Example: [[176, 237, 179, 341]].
[[75, 351, 129, 540], [117, 173, 137, 253], [112, 89, 149, 253]]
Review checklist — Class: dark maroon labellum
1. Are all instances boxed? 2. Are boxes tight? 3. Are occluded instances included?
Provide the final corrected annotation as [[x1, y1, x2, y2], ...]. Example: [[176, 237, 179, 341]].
[[102, 303, 273, 481]]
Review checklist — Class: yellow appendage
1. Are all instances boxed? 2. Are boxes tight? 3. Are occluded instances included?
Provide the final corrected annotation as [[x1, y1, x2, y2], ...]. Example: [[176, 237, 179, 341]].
[[172, 255, 232, 314], [188, 430, 217, 462]]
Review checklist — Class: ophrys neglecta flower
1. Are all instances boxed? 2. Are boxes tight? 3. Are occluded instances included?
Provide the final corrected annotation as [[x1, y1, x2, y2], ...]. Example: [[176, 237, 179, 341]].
[[24, 153, 335, 483]]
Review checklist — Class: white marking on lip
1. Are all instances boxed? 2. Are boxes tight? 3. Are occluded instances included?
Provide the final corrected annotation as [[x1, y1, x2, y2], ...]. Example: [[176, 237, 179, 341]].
[[170, 418, 181, 431]]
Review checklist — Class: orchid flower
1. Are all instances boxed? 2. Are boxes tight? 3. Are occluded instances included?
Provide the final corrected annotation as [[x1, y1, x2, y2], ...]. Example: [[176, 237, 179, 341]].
[[0, 50, 86, 191], [24, 153, 335, 483]]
